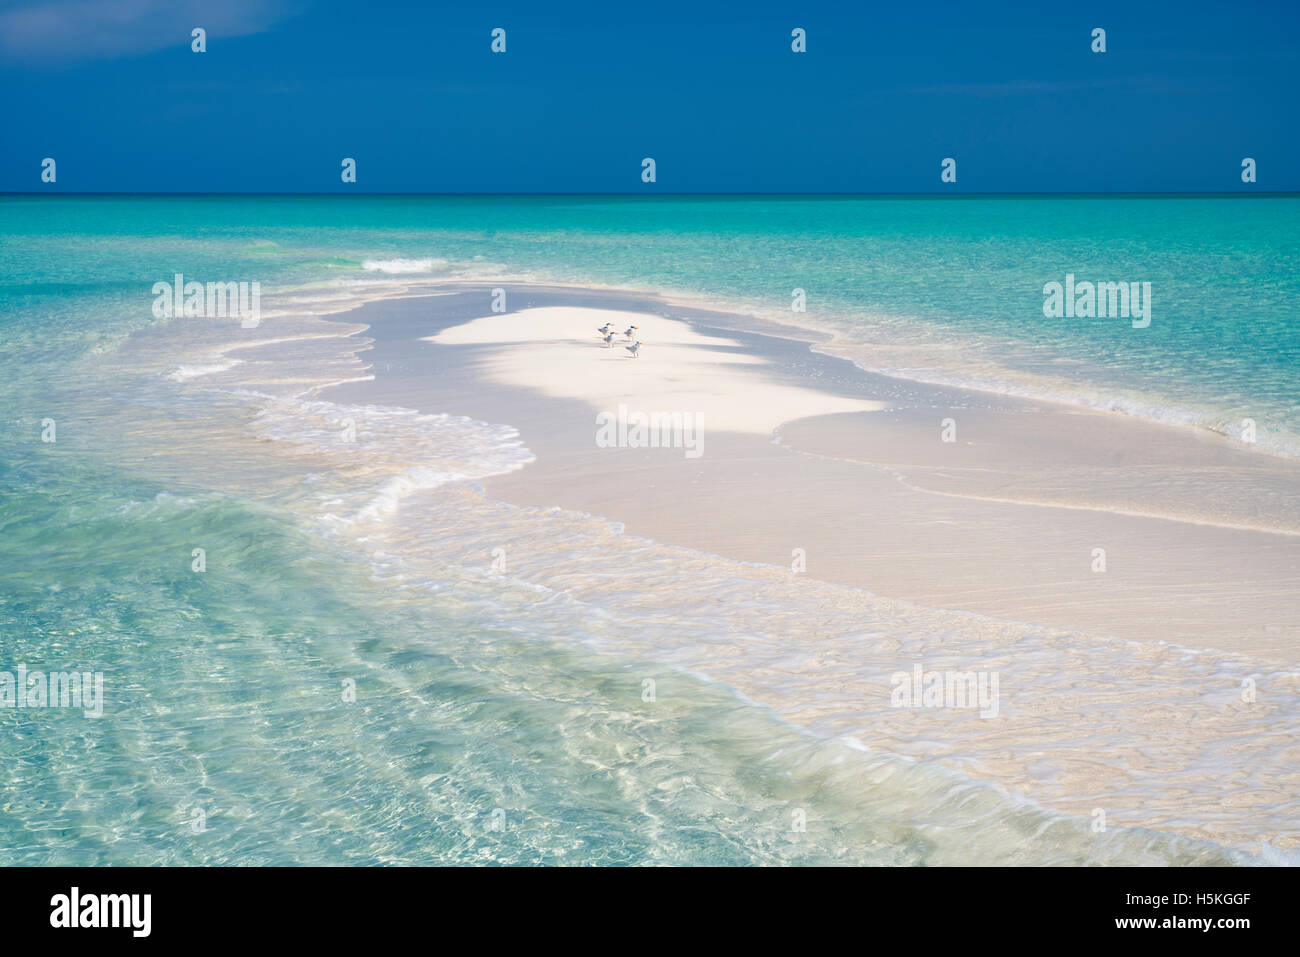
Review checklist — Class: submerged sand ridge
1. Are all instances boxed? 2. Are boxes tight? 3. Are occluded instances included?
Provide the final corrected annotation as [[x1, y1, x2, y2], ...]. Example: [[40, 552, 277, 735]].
[[151, 281, 1300, 855], [409, 296, 1300, 662]]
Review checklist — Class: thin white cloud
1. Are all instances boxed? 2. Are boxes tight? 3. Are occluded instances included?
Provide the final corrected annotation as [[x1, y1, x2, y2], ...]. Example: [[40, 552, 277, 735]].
[[0, 0, 304, 64]]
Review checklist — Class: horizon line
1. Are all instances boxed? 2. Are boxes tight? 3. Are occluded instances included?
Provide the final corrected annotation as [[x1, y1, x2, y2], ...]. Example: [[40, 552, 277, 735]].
[[3, 191, 1296, 199]]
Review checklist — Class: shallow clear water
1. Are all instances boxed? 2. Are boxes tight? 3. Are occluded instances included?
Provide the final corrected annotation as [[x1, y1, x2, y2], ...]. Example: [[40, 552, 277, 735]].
[[1, 195, 1293, 864]]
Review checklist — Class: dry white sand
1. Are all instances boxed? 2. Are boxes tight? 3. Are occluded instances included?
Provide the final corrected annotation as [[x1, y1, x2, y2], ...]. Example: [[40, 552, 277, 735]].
[[426, 306, 887, 434]]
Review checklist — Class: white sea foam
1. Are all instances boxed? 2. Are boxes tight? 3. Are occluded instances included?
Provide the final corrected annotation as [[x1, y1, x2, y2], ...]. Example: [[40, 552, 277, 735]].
[[362, 258, 446, 274], [166, 359, 241, 381], [248, 396, 535, 527]]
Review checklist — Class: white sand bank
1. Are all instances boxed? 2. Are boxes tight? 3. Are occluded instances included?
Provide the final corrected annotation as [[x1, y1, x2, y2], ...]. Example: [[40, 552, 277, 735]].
[[426, 306, 887, 434]]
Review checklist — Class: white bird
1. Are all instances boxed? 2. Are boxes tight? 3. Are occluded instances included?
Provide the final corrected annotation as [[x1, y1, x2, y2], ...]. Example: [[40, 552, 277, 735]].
[[602, 331, 616, 347], [623, 325, 638, 340], [597, 322, 615, 336], [625, 340, 642, 358]]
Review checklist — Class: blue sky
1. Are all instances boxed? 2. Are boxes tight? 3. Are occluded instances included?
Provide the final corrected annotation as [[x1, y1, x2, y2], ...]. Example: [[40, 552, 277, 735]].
[[2, 0, 1296, 193]]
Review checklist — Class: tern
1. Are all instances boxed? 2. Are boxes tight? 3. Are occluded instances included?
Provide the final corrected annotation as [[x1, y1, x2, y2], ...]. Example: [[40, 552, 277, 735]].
[[602, 331, 616, 347], [623, 325, 638, 340], [625, 340, 642, 358], [597, 322, 615, 336]]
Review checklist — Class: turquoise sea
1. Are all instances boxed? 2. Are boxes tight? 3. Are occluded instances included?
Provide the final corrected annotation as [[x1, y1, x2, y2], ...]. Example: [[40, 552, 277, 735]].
[[1, 195, 1295, 865]]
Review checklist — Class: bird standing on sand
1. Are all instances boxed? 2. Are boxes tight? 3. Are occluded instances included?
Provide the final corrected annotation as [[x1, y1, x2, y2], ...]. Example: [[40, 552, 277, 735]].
[[623, 325, 638, 340], [597, 322, 615, 336], [602, 331, 616, 347], [625, 340, 642, 358]]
